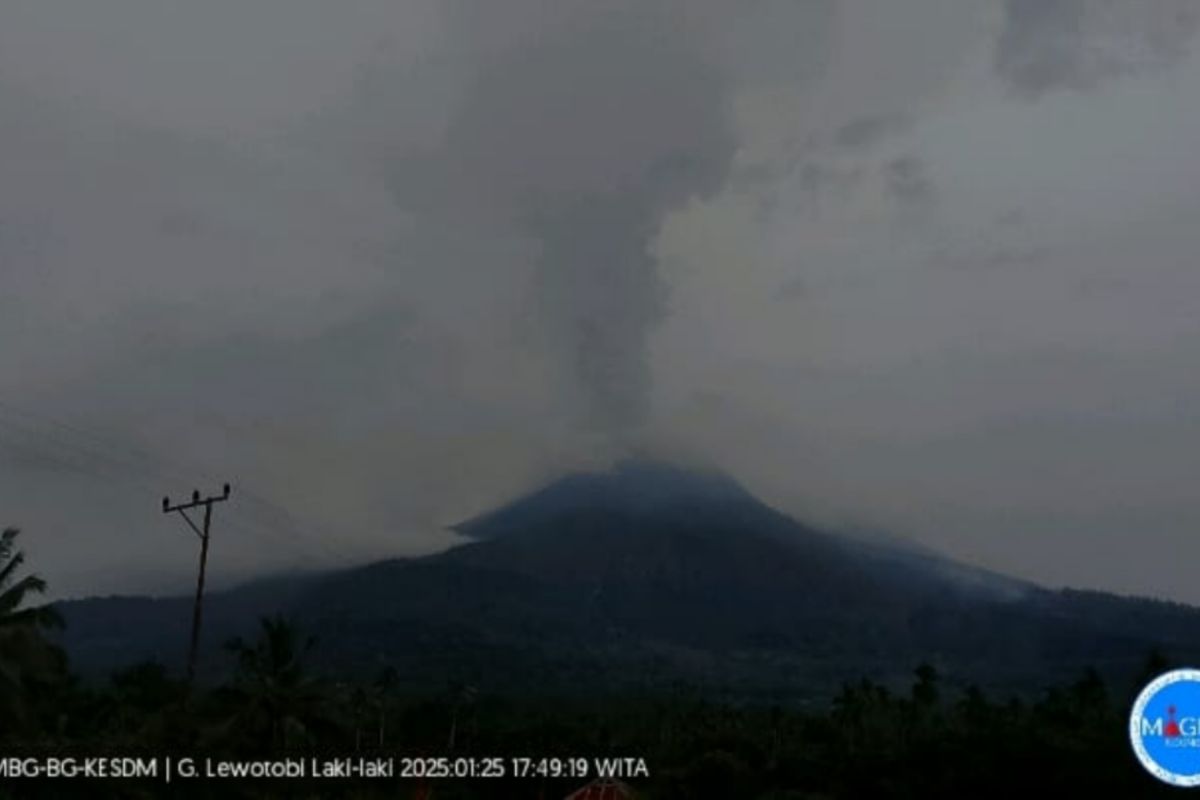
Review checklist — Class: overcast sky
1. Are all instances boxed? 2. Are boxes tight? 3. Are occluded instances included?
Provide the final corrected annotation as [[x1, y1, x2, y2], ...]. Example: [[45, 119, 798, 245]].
[[2, 1, 1199, 603]]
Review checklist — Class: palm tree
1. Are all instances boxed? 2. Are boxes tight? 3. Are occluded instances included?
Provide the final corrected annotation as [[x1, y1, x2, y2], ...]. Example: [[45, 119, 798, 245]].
[[445, 681, 477, 751], [373, 665, 398, 749], [218, 615, 334, 751], [0, 527, 65, 730], [101, 660, 189, 746]]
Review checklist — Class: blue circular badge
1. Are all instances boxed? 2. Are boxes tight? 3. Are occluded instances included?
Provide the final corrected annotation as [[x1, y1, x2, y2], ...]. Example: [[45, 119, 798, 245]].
[[1130, 669, 1200, 786]]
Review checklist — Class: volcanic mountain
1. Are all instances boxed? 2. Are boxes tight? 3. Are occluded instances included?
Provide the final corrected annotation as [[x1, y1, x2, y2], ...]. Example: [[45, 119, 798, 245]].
[[56, 460, 1200, 696]]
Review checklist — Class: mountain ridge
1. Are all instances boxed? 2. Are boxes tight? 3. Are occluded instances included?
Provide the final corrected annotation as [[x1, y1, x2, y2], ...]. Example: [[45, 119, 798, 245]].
[[54, 460, 1200, 696]]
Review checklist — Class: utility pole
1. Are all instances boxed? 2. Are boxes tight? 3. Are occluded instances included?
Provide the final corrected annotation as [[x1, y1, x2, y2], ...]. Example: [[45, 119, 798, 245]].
[[162, 483, 231, 684]]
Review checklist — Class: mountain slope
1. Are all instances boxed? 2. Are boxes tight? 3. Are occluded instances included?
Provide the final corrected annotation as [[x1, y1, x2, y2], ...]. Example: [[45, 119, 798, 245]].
[[55, 461, 1200, 695]]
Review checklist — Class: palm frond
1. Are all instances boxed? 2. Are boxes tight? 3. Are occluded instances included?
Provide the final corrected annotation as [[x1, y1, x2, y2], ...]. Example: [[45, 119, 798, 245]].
[[0, 544, 25, 590], [0, 574, 49, 617], [0, 527, 18, 563], [0, 602, 63, 630]]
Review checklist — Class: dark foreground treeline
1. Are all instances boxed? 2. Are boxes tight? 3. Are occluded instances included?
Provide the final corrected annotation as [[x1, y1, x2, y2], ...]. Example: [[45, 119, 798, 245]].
[[0, 528, 1182, 798], [2, 613, 1181, 800]]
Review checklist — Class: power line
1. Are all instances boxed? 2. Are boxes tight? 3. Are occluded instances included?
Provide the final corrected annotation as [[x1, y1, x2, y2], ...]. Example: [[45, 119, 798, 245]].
[[0, 400, 342, 563]]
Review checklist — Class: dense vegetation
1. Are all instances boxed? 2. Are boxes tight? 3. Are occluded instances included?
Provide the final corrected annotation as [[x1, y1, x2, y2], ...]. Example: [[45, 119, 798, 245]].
[[2, 526, 1185, 798]]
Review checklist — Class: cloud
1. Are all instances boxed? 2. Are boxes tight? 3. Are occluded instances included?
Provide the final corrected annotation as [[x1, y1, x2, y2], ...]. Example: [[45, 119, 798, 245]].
[[835, 113, 912, 150], [885, 155, 936, 206], [3, 0, 1200, 606], [996, 0, 1199, 97], [0, 0, 813, 592], [652, 3, 1200, 602]]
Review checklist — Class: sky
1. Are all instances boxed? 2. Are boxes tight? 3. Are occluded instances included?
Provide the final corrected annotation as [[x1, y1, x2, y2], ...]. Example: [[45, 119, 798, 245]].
[[2, 1, 1199, 602]]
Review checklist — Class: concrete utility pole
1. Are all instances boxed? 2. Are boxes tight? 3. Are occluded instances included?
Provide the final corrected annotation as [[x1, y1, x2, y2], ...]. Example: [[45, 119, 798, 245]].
[[162, 483, 231, 684]]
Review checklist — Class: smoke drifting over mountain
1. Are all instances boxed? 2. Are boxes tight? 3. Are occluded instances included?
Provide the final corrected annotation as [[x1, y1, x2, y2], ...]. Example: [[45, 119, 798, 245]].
[[382, 5, 736, 433], [2, 1, 1200, 603]]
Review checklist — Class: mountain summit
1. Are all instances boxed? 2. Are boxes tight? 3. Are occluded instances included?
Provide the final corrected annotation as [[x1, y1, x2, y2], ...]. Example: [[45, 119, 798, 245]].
[[454, 458, 756, 540], [57, 460, 1200, 694]]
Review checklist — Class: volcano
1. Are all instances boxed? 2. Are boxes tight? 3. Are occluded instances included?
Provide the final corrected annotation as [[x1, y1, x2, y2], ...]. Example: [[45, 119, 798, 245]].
[[56, 460, 1200, 695]]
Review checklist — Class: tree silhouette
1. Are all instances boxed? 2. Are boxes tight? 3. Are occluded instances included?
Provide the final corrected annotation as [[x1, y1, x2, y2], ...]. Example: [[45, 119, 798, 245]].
[[373, 664, 399, 749], [100, 660, 189, 747], [0, 527, 65, 732], [218, 615, 335, 751], [912, 662, 939, 706]]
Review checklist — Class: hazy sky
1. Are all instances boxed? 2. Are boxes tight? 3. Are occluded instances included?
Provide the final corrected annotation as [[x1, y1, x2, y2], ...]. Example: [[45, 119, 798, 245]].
[[2, 1, 1199, 602]]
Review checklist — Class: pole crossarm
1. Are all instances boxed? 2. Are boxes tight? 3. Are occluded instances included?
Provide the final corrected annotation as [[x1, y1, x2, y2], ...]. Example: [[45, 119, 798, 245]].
[[163, 482, 231, 515]]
